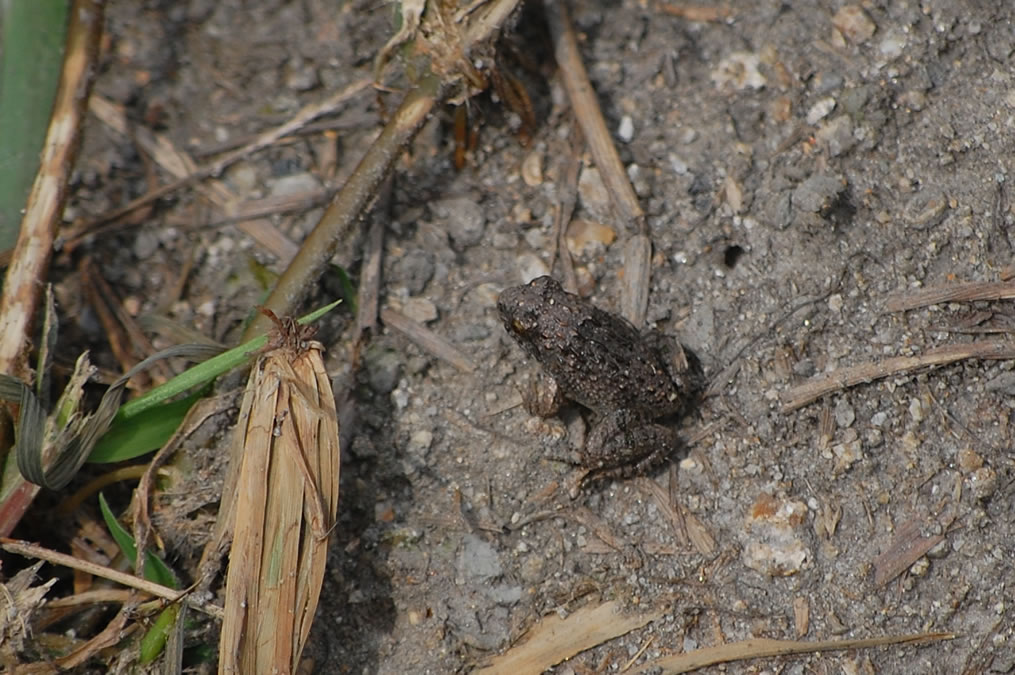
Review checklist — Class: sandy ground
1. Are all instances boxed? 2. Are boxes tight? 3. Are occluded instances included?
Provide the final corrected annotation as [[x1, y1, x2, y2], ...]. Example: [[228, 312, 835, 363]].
[[30, 0, 1015, 672]]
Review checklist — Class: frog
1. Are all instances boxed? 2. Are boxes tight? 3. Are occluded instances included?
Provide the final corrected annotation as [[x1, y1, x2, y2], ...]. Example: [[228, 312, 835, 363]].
[[497, 275, 702, 487]]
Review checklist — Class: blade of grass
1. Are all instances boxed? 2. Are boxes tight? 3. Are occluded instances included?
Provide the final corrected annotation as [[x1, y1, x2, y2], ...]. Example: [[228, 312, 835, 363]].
[[0, 0, 104, 536], [139, 602, 182, 665], [98, 492, 185, 666], [0, 0, 69, 248], [88, 388, 207, 463], [98, 492, 177, 588], [116, 299, 340, 422]]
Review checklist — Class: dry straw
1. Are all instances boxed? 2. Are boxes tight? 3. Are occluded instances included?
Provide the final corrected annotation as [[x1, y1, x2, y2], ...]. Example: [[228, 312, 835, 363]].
[[219, 311, 340, 674]]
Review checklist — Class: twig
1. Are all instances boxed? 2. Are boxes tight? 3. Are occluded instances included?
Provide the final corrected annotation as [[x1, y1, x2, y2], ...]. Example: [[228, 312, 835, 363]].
[[884, 279, 1015, 312], [193, 112, 376, 158], [0, 0, 104, 539], [636, 631, 954, 673], [82, 94, 300, 262], [781, 341, 1015, 412], [71, 77, 371, 237], [380, 307, 476, 373], [132, 394, 236, 583], [79, 256, 170, 385], [242, 0, 522, 338], [353, 181, 391, 347], [655, 2, 733, 22], [546, 2, 650, 326], [200, 188, 332, 228], [0, 537, 224, 619], [44, 588, 133, 608], [551, 126, 583, 294], [872, 517, 945, 587], [51, 605, 133, 670], [0, 0, 103, 384], [546, 3, 643, 230], [244, 77, 444, 339], [476, 600, 666, 674], [622, 233, 653, 327], [621, 636, 655, 672]]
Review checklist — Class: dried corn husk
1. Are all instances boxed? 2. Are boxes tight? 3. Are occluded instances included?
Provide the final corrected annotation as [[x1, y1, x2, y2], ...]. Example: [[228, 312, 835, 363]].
[[219, 316, 340, 674]]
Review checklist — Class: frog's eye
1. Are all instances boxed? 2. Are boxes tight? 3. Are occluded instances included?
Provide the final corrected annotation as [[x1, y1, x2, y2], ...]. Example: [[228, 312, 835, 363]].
[[511, 318, 528, 334]]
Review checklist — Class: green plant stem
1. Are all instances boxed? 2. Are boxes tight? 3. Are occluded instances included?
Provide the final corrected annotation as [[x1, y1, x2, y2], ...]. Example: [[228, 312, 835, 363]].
[[243, 75, 444, 340]]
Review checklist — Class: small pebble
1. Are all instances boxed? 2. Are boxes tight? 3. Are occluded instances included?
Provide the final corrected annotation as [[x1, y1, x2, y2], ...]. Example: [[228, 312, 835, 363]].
[[433, 197, 486, 249], [577, 166, 612, 222], [269, 172, 321, 197], [742, 494, 810, 576], [515, 253, 549, 283], [879, 30, 907, 58], [711, 51, 766, 90], [366, 347, 403, 394], [792, 174, 845, 213], [285, 57, 320, 91], [985, 372, 1015, 395], [833, 5, 877, 44], [908, 397, 925, 423], [669, 154, 690, 175], [134, 231, 159, 259], [521, 149, 543, 187], [816, 115, 855, 157], [566, 218, 616, 256], [400, 297, 438, 324], [832, 439, 862, 473], [909, 557, 930, 577], [834, 397, 855, 428], [806, 97, 837, 124], [617, 115, 634, 142], [458, 534, 503, 582], [391, 250, 435, 295], [969, 466, 998, 501], [903, 189, 948, 229], [811, 71, 844, 95], [957, 448, 984, 472], [627, 163, 651, 197], [225, 164, 259, 193], [724, 175, 744, 213], [408, 429, 433, 455]]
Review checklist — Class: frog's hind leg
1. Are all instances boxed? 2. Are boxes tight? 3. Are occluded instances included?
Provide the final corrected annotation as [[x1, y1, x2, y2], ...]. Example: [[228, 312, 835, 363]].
[[579, 410, 681, 484]]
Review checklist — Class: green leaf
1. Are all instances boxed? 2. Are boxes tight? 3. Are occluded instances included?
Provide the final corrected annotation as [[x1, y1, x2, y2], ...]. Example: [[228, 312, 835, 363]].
[[139, 603, 181, 665], [113, 299, 342, 423], [88, 388, 205, 463], [0, 0, 70, 249], [248, 257, 278, 291], [97, 492, 177, 589], [331, 263, 358, 315]]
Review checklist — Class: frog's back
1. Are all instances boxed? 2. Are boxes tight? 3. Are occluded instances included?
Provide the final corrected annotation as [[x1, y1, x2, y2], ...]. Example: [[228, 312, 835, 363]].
[[499, 275, 689, 417], [557, 306, 684, 415]]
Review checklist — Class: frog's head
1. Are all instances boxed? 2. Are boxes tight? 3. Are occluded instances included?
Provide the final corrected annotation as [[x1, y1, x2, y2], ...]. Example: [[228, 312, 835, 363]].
[[497, 285, 539, 340], [497, 276, 562, 342]]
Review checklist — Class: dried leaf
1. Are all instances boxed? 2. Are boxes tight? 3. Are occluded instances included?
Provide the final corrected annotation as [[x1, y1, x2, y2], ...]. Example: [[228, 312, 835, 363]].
[[219, 316, 340, 674], [0, 343, 224, 490], [477, 600, 665, 674], [0, 562, 56, 664]]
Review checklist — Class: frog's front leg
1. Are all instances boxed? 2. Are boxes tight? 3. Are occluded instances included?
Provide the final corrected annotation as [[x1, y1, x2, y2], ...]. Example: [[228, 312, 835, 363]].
[[580, 409, 680, 481], [521, 368, 567, 418]]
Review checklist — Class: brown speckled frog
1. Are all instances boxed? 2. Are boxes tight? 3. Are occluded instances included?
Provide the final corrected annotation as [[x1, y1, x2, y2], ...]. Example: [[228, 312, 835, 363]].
[[497, 275, 702, 487]]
